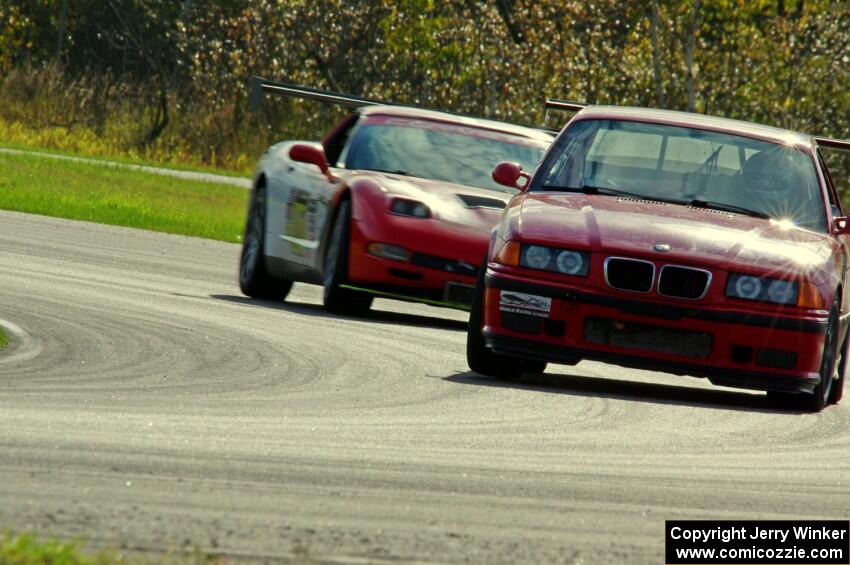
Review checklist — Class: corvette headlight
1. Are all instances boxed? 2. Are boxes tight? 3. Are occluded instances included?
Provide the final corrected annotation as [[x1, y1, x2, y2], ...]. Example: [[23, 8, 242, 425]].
[[520, 244, 589, 276], [726, 273, 798, 305], [367, 242, 410, 261], [389, 198, 430, 218]]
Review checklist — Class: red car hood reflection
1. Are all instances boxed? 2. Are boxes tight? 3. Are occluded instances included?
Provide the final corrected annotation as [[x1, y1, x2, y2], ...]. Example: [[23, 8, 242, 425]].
[[519, 193, 835, 275], [360, 171, 512, 231]]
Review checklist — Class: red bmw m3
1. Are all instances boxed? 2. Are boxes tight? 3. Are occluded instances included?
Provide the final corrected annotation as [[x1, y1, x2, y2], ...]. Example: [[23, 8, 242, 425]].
[[468, 105, 850, 411]]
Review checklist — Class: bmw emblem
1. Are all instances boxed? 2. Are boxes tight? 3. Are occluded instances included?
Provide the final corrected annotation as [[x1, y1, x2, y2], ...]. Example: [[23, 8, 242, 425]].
[[654, 243, 671, 252]]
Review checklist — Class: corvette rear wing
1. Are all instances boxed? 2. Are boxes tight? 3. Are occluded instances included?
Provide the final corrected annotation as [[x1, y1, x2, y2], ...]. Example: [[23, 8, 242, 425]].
[[249, 76, 557, 133], [544, 98, 587, 113], [249, 76, 392, 110], [815, 137, 850, 153]]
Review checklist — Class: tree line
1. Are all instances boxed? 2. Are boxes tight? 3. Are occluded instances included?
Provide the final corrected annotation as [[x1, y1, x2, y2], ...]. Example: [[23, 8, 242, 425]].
[[0, 0, 848, 181]]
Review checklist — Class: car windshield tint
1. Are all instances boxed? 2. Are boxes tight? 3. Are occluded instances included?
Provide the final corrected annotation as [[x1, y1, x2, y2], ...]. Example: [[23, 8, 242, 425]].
[[536, 119, 826, 232], [345, 118, 547, 192]]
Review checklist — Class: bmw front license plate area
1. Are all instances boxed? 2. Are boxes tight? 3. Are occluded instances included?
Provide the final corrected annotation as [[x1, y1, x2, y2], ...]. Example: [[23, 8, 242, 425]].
[[499, 291, 551, 318]]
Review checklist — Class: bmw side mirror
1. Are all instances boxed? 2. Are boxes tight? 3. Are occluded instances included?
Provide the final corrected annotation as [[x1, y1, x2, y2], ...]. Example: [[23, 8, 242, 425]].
[[833, 216, 850, 236], [492, 161, 531, 191], [289, 143, 334, 182]]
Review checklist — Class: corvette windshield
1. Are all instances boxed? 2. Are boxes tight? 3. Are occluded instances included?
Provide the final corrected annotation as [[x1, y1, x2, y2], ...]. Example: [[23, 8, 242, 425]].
[[536, 119, 826, 232], [344, 118, 547, 192]]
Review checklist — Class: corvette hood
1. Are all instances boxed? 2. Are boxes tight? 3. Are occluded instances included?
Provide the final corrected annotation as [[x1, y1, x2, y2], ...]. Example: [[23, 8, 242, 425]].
[[364, 172, 512, 230], [518, 193, 835, 276]]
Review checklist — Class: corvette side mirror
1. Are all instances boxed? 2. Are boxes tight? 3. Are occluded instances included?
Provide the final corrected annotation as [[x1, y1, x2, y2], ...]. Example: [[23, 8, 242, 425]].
[[833, 216, 850, 235], [290, 143, 334, 182], [492, 161, 531, 191]]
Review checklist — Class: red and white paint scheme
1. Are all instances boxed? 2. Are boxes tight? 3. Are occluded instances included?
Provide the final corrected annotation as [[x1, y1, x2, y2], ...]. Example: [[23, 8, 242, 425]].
[[239, 96, 552, 315]]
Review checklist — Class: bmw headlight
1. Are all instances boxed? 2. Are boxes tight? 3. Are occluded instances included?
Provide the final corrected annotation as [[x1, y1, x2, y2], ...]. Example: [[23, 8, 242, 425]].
[[520, 244, 589, 276], [389, 198, 430, 218], [523, 245, 552, 270], [766, 279, 796, 304], [556, 250, 585, 275], [726, 273, 799, 305], [734, 275, 762, 300]]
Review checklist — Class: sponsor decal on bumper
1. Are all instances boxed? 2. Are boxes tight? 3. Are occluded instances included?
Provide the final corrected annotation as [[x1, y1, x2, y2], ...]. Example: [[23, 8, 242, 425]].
[[499, 291, 551, 318]]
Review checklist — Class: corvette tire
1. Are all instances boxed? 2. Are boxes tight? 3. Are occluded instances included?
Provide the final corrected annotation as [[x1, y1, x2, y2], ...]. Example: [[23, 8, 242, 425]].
[[323, 199, 373, 315], [239, 186, 293, 301], [466, 260, 546, 380]]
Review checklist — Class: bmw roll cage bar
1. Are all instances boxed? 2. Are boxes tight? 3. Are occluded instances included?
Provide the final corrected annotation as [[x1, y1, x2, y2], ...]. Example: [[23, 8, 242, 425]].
[[249, 76, 850, 151], [542, 98, 850, 152], [541, 98, 850, 152]]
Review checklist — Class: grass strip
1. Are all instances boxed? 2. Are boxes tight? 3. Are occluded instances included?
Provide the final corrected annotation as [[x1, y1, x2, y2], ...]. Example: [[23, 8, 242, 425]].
[[1, 533, 113, 564], [0, 117, 252, 177], [0, 150, 249, 243], [0, 326, 7, 350], [0, 532, 220, 564]]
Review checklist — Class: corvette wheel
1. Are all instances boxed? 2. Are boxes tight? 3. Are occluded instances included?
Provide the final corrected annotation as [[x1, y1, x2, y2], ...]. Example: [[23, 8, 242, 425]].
[[768, 299, 839, 412], [323, 199, 373, 315], [466, 260, 546, 380], [239, 186, 293, 300]]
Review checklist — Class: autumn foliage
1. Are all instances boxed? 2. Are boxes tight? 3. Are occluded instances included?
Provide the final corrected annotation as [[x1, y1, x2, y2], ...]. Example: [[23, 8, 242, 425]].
[[0, 0, 848, 181]]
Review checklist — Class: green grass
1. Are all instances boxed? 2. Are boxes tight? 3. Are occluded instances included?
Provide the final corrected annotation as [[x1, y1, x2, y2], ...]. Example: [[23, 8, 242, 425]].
[[0, 533, 113, 564], [0, 327, 7, 350], [0, 118, 253, 177], [0, 151, 249, 243], [0, 532, 224, 564], [0, 140, 249, 178]]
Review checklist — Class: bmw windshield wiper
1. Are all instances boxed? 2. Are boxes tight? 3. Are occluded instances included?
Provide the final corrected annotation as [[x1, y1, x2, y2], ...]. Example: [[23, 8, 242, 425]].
[[365, 168, 413, 176], [543, 184, 642, 197], [544, 184, 771, 219], [581, 184, 629, 195], [582, 185, 660, 200], [688, 199, 770, 219], [544, 184, 684, 204]]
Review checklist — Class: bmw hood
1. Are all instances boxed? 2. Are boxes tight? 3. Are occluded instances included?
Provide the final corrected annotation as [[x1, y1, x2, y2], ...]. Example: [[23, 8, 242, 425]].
[[518, 193, 836, 278]]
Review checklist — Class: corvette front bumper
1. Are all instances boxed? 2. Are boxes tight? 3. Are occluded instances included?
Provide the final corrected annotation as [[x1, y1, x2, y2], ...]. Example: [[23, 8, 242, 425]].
[[345, 213, 484, 306]]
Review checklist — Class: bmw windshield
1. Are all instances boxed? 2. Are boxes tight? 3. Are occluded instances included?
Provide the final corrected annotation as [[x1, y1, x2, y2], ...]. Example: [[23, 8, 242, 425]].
[[533, 119, 826, 232], [344, 116, 549, 192]]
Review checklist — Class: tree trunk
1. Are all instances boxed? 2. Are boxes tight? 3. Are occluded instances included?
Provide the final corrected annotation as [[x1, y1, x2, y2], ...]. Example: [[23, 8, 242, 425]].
[[494, 0, 524, 44], [650, 0, 665, 109], [685, 0, 701, 112], [55, 0, 69, 59], [142, 77, 169, 146]]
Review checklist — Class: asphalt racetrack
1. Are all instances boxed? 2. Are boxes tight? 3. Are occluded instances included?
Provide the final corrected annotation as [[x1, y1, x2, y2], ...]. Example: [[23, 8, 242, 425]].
[[1, 210, 848, 563]]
